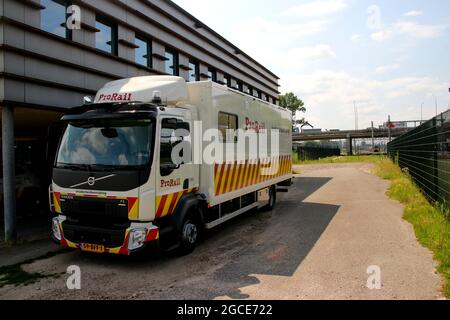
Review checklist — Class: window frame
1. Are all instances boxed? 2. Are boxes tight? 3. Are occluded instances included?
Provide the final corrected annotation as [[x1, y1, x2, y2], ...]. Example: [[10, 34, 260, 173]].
[[208, 67, 217, 82], [95, 16, 118, 56], [135, 35, 153, 68], [236, 81, 243, 92], [165, 49, 179, 76], [188, 60, 200, 82], [223, 75, 231, 87], [218, 111, 239, 143], [41, 0, 73, 40], [159, 117, 191, 176]]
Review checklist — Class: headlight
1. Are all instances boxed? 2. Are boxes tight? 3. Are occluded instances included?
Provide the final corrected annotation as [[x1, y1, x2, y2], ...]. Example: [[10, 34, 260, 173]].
[[52, 217, 62, 241], [128, 228, 147, 251]]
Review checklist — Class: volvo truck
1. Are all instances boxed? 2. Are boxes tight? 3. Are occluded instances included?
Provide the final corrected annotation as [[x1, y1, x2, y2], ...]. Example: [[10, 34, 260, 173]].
[[50, 76, 292, 255]]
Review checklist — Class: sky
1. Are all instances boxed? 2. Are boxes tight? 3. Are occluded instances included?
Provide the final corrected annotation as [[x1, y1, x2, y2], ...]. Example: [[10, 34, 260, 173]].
[[173, 0, 450, 130]]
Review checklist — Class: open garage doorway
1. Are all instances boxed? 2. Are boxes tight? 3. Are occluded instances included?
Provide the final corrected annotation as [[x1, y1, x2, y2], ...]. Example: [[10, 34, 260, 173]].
[[1, 106, 63, 243]]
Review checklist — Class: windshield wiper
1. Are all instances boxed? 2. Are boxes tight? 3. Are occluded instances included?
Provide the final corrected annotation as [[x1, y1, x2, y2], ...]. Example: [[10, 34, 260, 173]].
[[90, 164, 146, 171], [57, 164, 92, 171]]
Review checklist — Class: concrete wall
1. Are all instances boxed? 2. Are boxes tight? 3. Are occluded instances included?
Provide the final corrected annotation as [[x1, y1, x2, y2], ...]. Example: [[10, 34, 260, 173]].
[[0, 0, 280, 110]]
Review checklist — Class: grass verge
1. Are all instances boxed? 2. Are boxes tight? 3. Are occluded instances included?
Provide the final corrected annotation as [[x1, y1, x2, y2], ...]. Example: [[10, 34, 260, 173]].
[[292, 153, 384, 165], [373, 158, 450, 299]]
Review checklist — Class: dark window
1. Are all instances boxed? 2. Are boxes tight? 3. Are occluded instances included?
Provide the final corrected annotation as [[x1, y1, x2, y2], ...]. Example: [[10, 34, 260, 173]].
[[189, 60, 200, 82], [165, 50, 179, 76], [223, 75, 231, 87], [236, 81, 243, 92], [160, 118, 190, 176], [273, 98, 277, 105], [96, 17, 118, 55], [135, 36, 152, 68], [257, 91, 262, 99], [208, 68, 217, 82], [41, 0, 72, 39], [247, 86, 253, 96], [266, 95, 271, 102], [218, 112, 238, 143]]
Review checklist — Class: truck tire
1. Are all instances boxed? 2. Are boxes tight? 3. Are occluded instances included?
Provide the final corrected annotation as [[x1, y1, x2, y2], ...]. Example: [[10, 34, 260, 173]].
[[263, 185, 277, 211], [177, 208, 201, 255]]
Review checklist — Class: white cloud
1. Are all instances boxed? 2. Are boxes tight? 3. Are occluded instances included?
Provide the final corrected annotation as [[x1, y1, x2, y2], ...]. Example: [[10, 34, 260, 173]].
[[288, 45, 336, 62], [351, 34, 362, 43], [403, 10, 423, 17], [282, 0, 350, 18], [371, 29, 393, 42], [375, 64, 400, 74], [395, 21, 446, 38], [371, 21, 446, 42], [231, 17, 328, 48], [228, 17, 334, 69]]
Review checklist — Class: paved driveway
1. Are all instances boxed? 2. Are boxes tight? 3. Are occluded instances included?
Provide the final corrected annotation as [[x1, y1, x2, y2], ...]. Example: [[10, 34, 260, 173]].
[[0, 163, 443, 300]]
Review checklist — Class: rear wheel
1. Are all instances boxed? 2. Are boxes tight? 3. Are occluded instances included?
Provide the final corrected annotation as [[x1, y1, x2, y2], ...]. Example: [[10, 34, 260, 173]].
[[264, 185, 277, 211]]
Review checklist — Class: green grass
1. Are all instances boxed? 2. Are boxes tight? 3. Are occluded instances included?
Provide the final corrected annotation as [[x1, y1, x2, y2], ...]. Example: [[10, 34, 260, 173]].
[[292, 153, 383, 165], [373, 158, 450, 298]]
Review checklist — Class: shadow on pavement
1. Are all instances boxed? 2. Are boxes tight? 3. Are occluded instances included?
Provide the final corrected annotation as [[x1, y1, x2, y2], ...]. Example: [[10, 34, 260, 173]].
[[199, 176, 339, 299]]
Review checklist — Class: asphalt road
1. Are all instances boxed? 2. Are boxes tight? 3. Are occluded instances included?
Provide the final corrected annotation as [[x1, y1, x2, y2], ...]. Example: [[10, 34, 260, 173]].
[[0, 163, 443, 300]]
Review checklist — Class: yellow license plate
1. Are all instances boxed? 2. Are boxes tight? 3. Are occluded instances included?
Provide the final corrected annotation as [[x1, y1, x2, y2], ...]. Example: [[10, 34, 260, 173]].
[[81, 243, 105, 253]]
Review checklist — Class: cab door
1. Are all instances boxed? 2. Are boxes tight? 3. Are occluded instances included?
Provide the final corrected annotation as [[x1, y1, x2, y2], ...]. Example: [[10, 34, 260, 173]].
[[155, 116, 196, 220]]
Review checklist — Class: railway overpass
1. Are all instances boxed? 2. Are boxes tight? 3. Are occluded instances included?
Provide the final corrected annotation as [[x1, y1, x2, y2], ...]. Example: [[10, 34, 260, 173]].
[[293, 127, 412, 155]]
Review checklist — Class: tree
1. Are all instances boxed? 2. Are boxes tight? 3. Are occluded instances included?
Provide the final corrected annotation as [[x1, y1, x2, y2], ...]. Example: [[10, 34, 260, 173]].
[[279, 92, 306, 121]]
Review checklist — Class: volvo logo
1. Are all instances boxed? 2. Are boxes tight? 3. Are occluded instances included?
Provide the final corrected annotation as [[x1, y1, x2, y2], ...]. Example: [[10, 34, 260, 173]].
[[87, 177, 96, 186], [70, 174, 116, 189]]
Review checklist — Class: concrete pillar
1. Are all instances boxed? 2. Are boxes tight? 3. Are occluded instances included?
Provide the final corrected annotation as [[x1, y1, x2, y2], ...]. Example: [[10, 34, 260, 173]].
[[2, 106, 17, 243], [347, 134, 353, 156]]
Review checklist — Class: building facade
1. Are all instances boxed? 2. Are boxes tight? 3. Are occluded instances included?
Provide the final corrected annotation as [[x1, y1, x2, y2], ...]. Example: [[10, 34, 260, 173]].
[[0, 0, 280, 241]]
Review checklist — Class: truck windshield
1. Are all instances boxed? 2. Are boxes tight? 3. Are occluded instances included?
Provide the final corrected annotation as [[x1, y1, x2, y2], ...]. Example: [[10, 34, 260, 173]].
[[56, 119, 154, 170]]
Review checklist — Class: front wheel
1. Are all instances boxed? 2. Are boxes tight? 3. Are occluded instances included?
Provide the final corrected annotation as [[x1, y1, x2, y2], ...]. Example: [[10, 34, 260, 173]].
[[178, 210, 201, 255]]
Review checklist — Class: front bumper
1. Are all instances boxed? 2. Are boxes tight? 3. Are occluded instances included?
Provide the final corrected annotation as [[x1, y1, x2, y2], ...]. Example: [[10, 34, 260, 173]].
[[52, 215, 159, 255]]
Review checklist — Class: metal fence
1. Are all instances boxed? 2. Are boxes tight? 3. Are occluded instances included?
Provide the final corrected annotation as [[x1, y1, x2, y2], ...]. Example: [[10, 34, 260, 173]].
[[296, 146, 341, 161], [387, 109, 450, 204]]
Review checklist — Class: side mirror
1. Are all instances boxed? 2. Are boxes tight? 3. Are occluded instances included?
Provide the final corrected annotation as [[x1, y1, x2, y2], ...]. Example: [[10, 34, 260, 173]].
[[160, 163, 181, 176], [177, 122, 190, 133]]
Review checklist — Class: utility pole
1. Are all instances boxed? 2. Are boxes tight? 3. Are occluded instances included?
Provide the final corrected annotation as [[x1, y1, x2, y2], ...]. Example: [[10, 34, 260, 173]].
[[421, 102, 424, 123], [435, 96, 438, 116], [371, 121, 375, 152], [388, 115, 392, 142], [354, 101, 358, 155]]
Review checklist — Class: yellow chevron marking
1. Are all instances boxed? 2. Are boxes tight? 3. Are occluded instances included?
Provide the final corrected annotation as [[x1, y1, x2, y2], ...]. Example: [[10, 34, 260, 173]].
[[214, 164, 223, 194], [128, 199, 139, 220]]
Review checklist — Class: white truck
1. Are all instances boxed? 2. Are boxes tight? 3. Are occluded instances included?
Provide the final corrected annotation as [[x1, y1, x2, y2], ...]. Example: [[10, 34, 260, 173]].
[[50, 76, 292, 255]]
